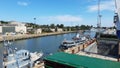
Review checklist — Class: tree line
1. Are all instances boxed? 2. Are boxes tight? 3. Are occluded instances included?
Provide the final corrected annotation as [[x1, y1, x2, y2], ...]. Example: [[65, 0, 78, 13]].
[[0, 20, 93, 33]]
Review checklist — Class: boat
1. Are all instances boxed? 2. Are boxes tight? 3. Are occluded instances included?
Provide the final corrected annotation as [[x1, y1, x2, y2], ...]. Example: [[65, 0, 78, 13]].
[[59, 32, 90, 50], [3, 40, 43, 68], [59, 39, 76, 49], [72, 33, 90, 44]]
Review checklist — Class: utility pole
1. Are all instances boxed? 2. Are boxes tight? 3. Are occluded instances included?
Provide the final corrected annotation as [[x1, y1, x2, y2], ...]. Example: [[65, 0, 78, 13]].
[[34, 18, 36, 34]]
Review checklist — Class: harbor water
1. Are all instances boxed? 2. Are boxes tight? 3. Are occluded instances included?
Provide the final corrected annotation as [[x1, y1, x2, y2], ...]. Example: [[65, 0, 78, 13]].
[[0, 31, 96, 60]]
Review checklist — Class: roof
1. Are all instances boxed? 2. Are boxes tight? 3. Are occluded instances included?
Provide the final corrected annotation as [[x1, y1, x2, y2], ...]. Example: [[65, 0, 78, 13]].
[[44, 52, 120, 68]]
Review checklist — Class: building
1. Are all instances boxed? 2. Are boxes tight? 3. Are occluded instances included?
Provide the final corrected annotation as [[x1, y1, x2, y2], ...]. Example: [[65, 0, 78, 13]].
[[35, 28, 42, 34], [50, 28, 55, 32], [0, 25, 2, 34], [57, 28, 63, 32], [0, 21, 27, 35], [50, 28, 63, 32], [44, 52, 120, 68]]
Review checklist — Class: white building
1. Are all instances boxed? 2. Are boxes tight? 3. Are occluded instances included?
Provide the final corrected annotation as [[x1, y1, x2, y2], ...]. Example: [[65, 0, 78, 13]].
[[50, 28, 55, 32], [36, 28, 42, 34], [57, 28, 63, 32], [0, 21, 27, 34], [0, 25, 2, 34], [50, 28, 63, 32]]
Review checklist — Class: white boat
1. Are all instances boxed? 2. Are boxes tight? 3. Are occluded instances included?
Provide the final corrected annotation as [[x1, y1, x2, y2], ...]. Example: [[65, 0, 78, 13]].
[[60, 39, 76, 49], [3, 40, 43, 68], [72, 33, 89, 44]]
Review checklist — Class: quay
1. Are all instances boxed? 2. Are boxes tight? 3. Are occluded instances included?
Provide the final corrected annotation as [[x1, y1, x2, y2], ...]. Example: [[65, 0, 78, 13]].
[[0, 31, 75, 42]]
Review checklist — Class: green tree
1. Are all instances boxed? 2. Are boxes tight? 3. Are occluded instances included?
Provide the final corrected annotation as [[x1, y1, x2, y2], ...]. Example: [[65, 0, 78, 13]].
[[50, 24, 55, 28], [59, 24, 64, 28], [0, 21, 9, 24]]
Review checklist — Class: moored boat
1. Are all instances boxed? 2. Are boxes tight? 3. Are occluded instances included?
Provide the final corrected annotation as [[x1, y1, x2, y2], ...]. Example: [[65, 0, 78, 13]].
[[3, 40, 43, 68], [59, 39, 76, 49]]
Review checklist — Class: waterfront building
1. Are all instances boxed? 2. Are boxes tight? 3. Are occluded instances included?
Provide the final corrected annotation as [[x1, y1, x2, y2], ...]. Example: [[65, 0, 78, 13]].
[[50, 28, 63, 32], [0, 21, 27, 35], [57, 28, 63, 32], [35, 28, 42, 34], [50, 28, 55, 32], [26, 27, 34, 34], [0, 25, 2, 34]]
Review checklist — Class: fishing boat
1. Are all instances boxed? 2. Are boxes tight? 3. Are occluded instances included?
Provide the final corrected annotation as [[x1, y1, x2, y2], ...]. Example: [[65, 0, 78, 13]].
[[3, 40, 43, 68]]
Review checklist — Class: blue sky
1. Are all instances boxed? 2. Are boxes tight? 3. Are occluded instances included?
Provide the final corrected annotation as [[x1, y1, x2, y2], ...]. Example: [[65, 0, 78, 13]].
[[0, 0, 115, 27]]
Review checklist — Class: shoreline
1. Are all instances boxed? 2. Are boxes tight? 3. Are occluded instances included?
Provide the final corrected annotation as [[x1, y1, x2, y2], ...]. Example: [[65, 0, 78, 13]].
[[0, 31, 76, 42]]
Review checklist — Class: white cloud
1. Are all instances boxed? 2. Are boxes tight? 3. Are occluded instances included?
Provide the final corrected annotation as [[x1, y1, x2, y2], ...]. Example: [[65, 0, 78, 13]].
[[17, 1, 29, 6], [88, 0, 115, 12], [39, 15, 83, 23]]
